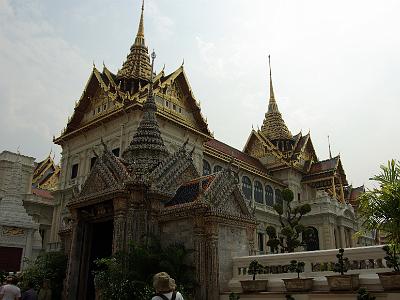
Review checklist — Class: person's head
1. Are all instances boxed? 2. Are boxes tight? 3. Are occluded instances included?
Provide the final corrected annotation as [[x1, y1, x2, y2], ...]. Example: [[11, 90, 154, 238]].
[[153, 272, 176, 293], [6, 276, 16, 285]]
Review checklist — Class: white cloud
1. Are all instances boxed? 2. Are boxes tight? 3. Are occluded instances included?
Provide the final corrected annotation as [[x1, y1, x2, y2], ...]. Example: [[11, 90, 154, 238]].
[[0, 0, 90, 161]]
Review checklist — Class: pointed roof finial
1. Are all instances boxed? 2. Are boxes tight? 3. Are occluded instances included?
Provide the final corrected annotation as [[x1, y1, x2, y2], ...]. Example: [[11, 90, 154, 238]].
[[118, 0, 151, 80], [328, 135, 332, 159], [268, 55, 275, 101], [267, 54, 279, 113], [135, 0, 145, 44], [260, 55, 293, 141]]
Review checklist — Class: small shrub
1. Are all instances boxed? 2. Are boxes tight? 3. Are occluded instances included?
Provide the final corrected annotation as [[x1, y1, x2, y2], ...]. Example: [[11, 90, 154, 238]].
[[288, 260, 305, 279], [248, 260, 265, 281], [357, 287, 376, 300], [333, 248, 349, 275], [229, 292, 240, 300]]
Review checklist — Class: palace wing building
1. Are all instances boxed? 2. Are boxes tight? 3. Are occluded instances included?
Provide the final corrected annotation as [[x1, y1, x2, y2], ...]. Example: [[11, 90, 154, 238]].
[[49, 2, 374, 299]]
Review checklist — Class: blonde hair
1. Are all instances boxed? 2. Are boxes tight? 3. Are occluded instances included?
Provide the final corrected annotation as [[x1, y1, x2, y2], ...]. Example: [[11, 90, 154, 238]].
[[153, 272, 176, 293]]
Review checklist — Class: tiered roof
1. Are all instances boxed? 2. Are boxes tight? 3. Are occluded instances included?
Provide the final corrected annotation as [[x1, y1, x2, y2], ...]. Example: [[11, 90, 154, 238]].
[[32, 154, 60, 191], [204, 138, 286, 186], [302, 155, 348, 187]]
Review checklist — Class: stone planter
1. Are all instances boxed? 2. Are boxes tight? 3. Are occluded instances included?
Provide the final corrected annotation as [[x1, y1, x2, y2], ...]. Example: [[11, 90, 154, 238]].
[[378, 271, 400, 291], [283, 278, 314, 292], [326, 274, 359, 291], [240, 279, 268, 292]]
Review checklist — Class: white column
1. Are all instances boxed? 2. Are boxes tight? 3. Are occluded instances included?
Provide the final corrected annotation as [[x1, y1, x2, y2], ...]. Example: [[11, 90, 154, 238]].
[[349, 229, 354, 248], [23, 229, 33, 268], [339, 226, 346, 248]]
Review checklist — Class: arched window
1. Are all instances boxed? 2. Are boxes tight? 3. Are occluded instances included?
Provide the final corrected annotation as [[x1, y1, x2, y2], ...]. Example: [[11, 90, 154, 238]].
[[242, 176, 252, 200], [265, 185, 274, 206], [303, 227, 320, 251], [275, 189, 283, 206], [254, 181, 264, 204], [213, 165, 223, 173], [203, 159, 211, 176]]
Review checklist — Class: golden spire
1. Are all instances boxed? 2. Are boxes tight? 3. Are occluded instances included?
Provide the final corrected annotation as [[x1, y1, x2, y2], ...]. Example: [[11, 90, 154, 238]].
[[267, 55, 279, 113], [260, 55, 293, 142], [118, 0, 151, 80], [135, 0, 145, 46]]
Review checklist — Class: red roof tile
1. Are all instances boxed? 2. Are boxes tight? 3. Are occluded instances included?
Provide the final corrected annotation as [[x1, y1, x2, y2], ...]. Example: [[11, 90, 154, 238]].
[[348, 185, 365, 206], [205, 139, 267, 172], [309, 157, 338, 174], [32, 188, 54, 200]]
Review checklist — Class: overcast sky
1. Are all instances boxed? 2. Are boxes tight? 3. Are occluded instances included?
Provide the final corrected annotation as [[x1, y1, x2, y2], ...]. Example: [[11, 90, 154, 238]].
[[1, 0, 399, 188]]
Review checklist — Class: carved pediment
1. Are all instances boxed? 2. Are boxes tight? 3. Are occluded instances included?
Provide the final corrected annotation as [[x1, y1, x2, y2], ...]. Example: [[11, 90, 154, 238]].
[[77, 148, 129, 201], [148, 141, 199, 196], [246, 135, 265, 159], [204, 169, 254, 219], [155, 67, 211, 136]]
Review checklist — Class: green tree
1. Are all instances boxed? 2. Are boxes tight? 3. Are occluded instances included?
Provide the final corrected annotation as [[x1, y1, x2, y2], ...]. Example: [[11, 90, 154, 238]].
[[93, 240, 196, 300], [266, 188, 311, 253], [357, 160, 400, 247], [21, 251, 68, 300]]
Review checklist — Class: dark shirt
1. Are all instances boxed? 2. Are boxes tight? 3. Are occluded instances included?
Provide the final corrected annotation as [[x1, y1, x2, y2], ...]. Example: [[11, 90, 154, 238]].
[[22, 288, 38, 300]]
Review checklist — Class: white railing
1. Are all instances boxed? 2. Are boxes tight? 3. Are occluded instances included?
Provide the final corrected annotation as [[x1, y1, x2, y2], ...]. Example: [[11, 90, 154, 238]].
[[229, 245, 391, 292]]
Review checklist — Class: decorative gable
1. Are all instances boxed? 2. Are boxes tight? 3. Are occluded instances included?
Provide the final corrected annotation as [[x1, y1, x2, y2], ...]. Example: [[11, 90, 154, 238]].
[[148, 140, 199, 196], [72, 147, 130, 204], [155, 66, 211, 136], [204, 168, 254, 219], [245, 133, 265, 159]]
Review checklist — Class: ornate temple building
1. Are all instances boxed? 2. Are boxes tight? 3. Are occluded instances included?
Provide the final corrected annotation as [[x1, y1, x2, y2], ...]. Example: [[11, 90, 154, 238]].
[[48, 2, 375, 299]]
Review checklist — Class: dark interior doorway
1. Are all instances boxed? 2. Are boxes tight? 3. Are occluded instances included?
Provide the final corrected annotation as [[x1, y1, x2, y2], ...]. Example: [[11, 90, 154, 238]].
[[0, 247, 23, 272], [303, 226, 320, 251], [86, 219, 114, 300]]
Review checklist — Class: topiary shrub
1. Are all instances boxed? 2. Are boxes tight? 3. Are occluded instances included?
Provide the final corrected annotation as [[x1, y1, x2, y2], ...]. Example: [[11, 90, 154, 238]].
[[266, 188, 311, 253]]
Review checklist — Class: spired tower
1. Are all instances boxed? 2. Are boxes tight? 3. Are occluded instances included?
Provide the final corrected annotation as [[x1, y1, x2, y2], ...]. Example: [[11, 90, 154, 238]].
[[260, 56, 294, 153], [117, 0, 152, 81], [121, 51, 170, 176]]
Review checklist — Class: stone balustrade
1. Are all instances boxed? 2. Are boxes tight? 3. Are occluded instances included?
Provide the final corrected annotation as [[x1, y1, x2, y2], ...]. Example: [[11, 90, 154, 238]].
[[228, 245, 392, 293]]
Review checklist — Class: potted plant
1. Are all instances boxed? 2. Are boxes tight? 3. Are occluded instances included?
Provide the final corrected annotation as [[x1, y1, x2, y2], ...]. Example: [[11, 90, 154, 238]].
[[357, 288, 376, 300], [326, 248, 359, 291], [240, 260, 268, 292], [282, 260, 313, 292], [377, 244, 400, 290]]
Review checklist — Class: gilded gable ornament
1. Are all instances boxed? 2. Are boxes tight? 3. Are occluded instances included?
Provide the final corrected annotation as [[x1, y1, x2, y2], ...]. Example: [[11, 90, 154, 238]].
[[248, 140, 265, 159], [3, 226, 25, 236]]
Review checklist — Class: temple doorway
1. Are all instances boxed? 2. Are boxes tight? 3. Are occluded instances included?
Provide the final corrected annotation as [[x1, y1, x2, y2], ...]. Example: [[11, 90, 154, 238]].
[[86, 219, 114, 300]]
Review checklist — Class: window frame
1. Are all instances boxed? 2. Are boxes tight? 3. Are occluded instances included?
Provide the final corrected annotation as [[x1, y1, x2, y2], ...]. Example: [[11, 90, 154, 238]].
[[242, 176, 253, 200]]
